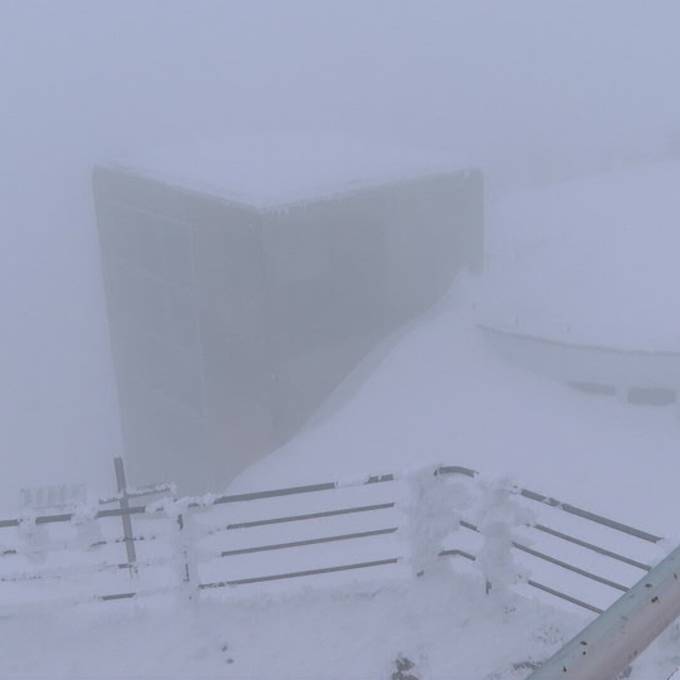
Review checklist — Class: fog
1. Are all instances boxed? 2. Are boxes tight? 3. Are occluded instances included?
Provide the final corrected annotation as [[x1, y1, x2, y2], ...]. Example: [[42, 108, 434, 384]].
[[4, 3, 680, 678], [2, 0, 680, 502]]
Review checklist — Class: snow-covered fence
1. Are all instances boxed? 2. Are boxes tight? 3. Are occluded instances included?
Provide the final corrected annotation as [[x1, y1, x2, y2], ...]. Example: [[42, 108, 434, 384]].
[[0, 463, 667, 618], [440, 468, 666, 615], [0, 463, 405, 610]]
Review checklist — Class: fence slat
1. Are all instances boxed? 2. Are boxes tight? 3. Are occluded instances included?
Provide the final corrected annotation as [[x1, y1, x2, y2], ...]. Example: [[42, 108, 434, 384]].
[[533, 524, 652, 571], [200, 557, 401, 588], [219, 527, 398, 557], [511, 543, 630, 593], [213, 502, 395, 533], [441, 549, 605, 615], [519, 488, 662, 543]]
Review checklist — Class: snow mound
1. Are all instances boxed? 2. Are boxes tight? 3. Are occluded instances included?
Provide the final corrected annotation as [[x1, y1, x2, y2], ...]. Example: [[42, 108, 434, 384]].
[[481, 161, 680, 351], [232, 284, 679, 536]]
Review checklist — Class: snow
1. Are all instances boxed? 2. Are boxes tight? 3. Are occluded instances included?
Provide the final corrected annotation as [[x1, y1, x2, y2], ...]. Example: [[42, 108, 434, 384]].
[[231, 279, 679, 538], [480, 161, 680, 351], [108, 133, 464, 208], [2, 569, 679, 678], [0, 575, 581, 679]]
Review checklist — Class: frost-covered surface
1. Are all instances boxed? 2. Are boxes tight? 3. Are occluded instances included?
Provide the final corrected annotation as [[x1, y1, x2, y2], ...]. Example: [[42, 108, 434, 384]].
[[480, 161, 680, 351], [0, 575, 568, 679], [2, 572, 679, 679]]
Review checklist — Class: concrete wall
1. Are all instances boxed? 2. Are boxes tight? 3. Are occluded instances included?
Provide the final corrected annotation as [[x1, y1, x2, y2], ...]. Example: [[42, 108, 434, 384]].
[[93, 166, 484, 493]]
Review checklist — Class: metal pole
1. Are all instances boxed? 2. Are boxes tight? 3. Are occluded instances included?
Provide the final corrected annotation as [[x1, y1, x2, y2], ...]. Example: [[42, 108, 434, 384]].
[[176, 512, 198, 602], [527, 542, 680, 680], [113, 457, 137, 574]]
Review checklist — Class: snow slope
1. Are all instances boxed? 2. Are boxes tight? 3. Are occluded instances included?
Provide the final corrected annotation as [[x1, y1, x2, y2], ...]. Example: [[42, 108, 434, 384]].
[[232, 280, 679, 538]]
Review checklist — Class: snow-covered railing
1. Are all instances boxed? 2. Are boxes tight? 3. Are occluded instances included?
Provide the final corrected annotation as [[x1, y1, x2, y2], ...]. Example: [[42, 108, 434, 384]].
[[0, 462, 667, 620], [0, 462, 404, 609], [525, 541, 680, 680], [439, 468, 665, 615]]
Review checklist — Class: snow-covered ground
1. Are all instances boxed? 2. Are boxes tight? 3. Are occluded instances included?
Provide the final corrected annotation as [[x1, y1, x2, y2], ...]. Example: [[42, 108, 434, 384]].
[[0, 574, 582, 679], [2, 568, 680, 679], [233, 281, 679, 538], [5, 550, 680, 680]]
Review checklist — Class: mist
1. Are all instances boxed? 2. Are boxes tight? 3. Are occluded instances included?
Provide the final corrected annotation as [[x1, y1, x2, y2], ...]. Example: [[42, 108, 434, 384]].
[[2, 2, 678, 503], [1, 2, 676, 496], [3, 2, 680, 677]]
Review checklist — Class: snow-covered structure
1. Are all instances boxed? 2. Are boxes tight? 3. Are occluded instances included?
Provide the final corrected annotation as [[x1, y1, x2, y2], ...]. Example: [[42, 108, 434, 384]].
[[93, 140, 483, 492], [481, 160, 680, 405]]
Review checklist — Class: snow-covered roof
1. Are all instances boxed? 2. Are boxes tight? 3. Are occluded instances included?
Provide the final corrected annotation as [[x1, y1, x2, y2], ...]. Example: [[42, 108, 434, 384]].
[[108, 134, 463, 209], [481, 160, 680, 351]]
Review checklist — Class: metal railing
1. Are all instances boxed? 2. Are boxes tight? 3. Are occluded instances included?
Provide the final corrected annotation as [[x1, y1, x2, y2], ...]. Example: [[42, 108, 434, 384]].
[[0, 462, 667, 620], [438, 467, 664, 616], [525, 541, 680, 679]]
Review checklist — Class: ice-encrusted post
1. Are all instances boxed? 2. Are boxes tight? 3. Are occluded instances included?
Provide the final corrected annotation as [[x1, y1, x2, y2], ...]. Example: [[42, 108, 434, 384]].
[[146, 493, 214, 603], [404, 466, 469, 579], [473, 480, 533, 597]]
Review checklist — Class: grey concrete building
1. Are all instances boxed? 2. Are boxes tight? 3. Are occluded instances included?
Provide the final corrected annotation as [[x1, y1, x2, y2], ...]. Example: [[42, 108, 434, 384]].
[[93, 161, 483, 493]]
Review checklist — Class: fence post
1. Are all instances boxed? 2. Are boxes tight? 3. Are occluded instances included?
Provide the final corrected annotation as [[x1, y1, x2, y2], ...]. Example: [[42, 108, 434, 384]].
[[113, 457, 137, 575], [175, 510, 198, 603], [407, 466, 465, 580]]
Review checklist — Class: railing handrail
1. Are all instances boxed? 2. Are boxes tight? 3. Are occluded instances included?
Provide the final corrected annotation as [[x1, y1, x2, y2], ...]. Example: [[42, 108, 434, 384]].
[[518, 488, 663, 543], [526, 541, 680, 680], [0, 469, 401, 529], [1, 464, 662, 547], [0, 462, 667, 625]]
